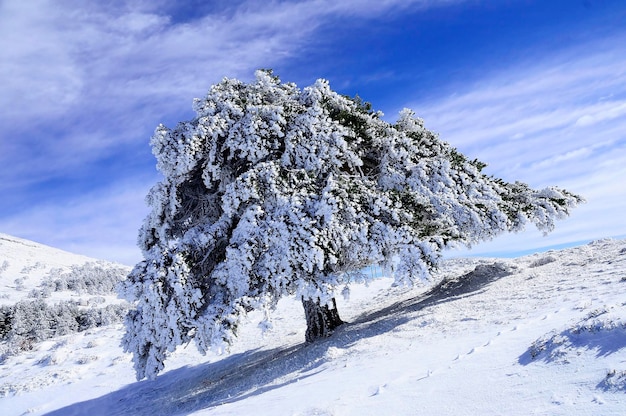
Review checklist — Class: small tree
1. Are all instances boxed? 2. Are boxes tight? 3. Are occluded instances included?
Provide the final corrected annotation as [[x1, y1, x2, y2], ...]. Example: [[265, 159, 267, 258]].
[[121, 70, 582, 380]]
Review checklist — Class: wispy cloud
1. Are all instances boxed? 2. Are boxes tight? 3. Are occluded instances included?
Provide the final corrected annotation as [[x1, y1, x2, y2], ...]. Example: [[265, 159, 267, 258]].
[[3, 0, 623, 263], [574, 102, 626, 127], [0, 0, 465, 262], [412, 34, 626, 256], [1, 0, 462, 183], [0, 176, 154, 265]]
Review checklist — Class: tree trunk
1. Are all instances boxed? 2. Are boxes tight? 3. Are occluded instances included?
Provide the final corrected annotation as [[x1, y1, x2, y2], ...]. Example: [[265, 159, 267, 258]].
[[302, 297, 344, 343]]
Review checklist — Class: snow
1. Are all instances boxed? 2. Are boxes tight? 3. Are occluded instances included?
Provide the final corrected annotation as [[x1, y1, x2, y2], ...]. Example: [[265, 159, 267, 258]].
[[1, 235, 625, 415], [0, 233, 95, 306]]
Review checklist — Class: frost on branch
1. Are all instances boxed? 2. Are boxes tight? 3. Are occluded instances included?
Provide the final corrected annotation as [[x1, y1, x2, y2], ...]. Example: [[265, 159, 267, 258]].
[[120, 70, 583, 380]]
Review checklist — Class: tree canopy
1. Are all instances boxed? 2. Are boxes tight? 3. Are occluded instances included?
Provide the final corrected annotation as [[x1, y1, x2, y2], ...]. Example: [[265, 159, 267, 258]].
[[121, 70, 582, 380]]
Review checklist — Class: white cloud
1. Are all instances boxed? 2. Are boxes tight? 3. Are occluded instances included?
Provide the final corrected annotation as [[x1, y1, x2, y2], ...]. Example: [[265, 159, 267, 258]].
[[1, 0, 463, 117], [408, 34, 626, 256], [574, 101, 626, 127], [4, 0, 622, 262], [0, 176, 156, 265], [1, 0, 462, 185], [1, 0, 467, 263]]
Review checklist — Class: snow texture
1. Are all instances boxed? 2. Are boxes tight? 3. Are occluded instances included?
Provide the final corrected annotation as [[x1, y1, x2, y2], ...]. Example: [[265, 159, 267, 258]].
[[1, 235, 625, 415]]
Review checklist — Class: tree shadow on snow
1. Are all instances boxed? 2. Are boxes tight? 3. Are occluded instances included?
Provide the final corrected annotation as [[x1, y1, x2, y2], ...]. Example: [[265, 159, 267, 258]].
[[45, 263, 511, 416], [44, 344, 323, 416], [343, 262, 513, 343]]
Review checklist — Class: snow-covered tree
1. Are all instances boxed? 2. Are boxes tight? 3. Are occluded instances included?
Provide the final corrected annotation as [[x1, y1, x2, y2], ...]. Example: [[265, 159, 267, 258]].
[[121, 70, 583, 380]]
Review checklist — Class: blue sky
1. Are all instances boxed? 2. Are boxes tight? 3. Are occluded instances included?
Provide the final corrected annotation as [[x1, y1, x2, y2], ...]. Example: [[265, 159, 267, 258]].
[[1, 0, 625, 265]]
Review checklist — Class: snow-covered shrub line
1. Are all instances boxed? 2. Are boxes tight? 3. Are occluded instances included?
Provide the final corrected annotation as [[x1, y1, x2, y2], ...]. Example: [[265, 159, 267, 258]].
[[0, 300, 129, 362], [34, 262, 129, 296]]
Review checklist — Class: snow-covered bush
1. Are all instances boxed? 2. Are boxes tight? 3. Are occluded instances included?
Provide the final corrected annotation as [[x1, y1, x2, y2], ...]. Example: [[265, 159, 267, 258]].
[[528, 306, 626, 364], [28, 286, 52, 299], [13, 278, 25, 291], [600, 370, 626, 392], [529, 255, 557, 268], [121, 70, 583, 380], [20, 261, 44, 275], [0, 305, 11, 339]]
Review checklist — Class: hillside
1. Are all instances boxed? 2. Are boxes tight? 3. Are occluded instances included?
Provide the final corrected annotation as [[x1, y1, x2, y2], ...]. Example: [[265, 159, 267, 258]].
[[0, 233, 129, 306], [1, 236, 625, 415], [0, 232, 130, 400]]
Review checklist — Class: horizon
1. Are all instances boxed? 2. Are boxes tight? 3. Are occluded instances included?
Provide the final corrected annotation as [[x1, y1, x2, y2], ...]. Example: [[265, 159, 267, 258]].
[[1, 0, 625, 266]]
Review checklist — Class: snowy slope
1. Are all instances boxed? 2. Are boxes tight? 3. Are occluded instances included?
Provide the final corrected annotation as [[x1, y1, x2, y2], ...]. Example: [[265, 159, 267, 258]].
[[1, 237, 625, 415], [0, 233, 128, 306], [1, 233, 95, 305], [0, 233, 131, 405]]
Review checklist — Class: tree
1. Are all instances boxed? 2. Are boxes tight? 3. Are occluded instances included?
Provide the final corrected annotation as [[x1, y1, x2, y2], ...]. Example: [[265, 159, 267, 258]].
[[120, 70, 583, 380]]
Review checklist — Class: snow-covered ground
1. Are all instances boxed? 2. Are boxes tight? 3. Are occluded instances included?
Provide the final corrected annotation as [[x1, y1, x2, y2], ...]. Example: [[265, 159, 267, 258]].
[[1, 234, 625, 415]]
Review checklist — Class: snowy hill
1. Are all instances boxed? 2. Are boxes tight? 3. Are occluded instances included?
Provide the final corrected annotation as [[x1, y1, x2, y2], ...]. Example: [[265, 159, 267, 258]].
[[0, 233, 130, 402], [0, 233, 129, 306], [1, 236, 625, 415]]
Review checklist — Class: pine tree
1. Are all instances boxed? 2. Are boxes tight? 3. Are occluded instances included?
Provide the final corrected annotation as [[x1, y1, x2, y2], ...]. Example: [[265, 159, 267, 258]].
[[120, 70, 583, 380]]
